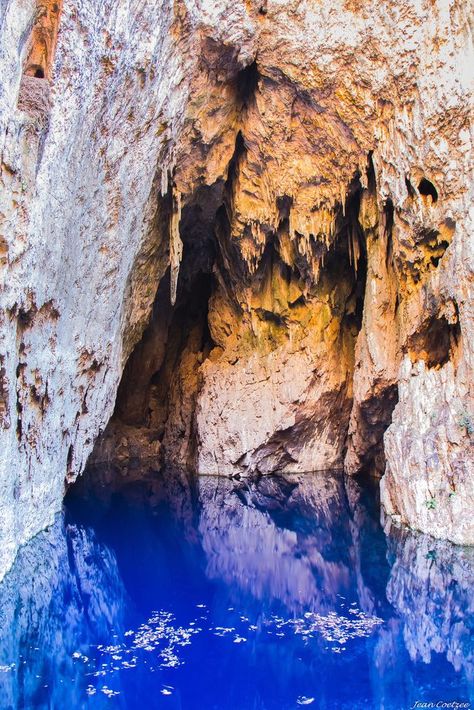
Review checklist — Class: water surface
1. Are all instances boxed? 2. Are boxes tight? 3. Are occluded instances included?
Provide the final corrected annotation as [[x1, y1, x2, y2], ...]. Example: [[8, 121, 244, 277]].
[[0, 469, 472, 709]]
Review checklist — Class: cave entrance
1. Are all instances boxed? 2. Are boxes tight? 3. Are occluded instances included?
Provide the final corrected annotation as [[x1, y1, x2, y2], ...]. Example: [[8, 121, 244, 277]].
[[78, 164, 403, 489], [85, 188, 221, 486]]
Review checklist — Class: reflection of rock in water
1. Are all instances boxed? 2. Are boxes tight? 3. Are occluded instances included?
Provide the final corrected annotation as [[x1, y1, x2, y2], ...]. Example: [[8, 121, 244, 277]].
[[68, 461, 198, 543], [197, 470, 474, 701], [345, 478, 474, 706], [0, 515, 126, 709], [344, 473, 392, 617], [198, 472, 381, 614], [384, 520, 474, 685], [28, 466, 474, 708]]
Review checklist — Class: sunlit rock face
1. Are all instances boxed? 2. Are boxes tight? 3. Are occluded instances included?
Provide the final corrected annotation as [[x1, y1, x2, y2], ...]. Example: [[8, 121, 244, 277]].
[[0, 0, 473, 578]]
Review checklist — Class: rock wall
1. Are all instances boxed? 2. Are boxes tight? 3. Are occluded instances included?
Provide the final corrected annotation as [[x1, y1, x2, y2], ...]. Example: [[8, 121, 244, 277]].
[[0, 0, 182, 580], [0, 0, 473, 578]]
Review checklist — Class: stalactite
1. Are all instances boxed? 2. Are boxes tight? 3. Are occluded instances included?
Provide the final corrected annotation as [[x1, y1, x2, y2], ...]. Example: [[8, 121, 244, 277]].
[[161, 168, 169, 197], [170, 189, 182, 306], [350, 224, 360, 277]]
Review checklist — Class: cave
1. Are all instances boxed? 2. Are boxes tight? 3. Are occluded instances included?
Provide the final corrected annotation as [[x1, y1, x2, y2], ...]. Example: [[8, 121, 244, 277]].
[[21, 0, 63, 80], [236, 60, 260, 106], [3, 2, 474, 705], [87, 185, 223, 479], [86, 172, 381, 483], [418, 177, 439, 203]]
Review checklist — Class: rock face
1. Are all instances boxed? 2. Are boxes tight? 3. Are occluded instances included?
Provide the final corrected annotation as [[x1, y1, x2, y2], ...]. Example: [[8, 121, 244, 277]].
[[0, 0, 473, 578]]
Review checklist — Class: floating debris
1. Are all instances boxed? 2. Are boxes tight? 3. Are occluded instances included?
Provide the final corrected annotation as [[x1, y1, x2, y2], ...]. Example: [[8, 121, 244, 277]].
[[0, 664, 15, 673], [69, 601, 383, 705], [213, 626, 235, 637], [259, 607, 383, 649], [100, 686, 120, 697], [121, 658, 137, 669], [131, 611, 200, 669]]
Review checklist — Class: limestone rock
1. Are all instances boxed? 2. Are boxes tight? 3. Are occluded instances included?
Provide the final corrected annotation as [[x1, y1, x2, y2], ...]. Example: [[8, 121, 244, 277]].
[[381, 357, 474, 544]]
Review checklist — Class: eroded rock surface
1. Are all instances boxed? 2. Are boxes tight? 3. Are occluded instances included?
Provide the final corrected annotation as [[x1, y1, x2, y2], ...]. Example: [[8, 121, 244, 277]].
[[0, 0, 473, 577]]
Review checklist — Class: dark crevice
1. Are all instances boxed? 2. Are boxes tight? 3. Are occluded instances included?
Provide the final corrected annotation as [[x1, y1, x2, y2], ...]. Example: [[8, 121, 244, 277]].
[[255, 308, 285, 326], [16, 400, 23, 441], [418, 177, 438, 203], [225, 131, 246, 189], [289, 294, 306, 309], [342, 177, 399, 477], [236, 61, 259, 107], [405, 176, 416, 198], [276, 194, 293, 221], [407, 314, 461, 369], [353, 385, 399, 477], [383, 198, 394, 266], [66, 444, 74, 482], [366, 152, 376, 194], [336, 179, 367, 334], [15, 362, 26, 442]]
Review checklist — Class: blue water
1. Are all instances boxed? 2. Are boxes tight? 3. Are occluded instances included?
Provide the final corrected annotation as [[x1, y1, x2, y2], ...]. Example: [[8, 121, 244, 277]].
[[0, 469, 473, 709]]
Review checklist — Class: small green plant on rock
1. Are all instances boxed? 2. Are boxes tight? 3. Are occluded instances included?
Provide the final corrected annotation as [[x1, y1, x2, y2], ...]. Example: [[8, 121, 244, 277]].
[[425, 497, 437, 510], [458, 410, 474, 435]]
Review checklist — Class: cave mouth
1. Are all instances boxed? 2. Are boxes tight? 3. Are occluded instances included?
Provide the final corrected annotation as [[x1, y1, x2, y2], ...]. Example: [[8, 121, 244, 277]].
[[85, 189, 222, 480], [418, 177, 438, 203], [81, 173, 407, 489], [22, 65, 47, 79]]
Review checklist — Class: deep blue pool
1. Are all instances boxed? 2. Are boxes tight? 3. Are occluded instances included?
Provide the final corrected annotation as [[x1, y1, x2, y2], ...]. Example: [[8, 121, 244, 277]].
[[0, 468, 472, 709]]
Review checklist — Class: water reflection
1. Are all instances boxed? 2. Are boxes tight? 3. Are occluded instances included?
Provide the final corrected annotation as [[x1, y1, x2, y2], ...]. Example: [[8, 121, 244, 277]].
[[0, 469, 472, 709], [198, 474, 382, 614], [0, 517, 127, 708], [385, 520, 474, 682]]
